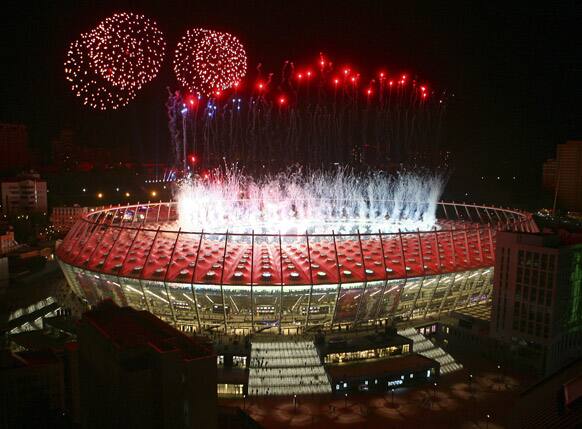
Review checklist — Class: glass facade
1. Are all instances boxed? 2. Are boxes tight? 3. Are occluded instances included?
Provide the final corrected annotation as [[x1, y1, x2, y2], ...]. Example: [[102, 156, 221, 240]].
[[58, 259, 493, 333], [324, 344, 407, 364], [217, 384, 244, 397]]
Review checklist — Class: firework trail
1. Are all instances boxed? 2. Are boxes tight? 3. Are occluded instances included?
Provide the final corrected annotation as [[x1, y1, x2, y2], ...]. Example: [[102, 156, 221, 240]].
[[169, 43, 448, 169]]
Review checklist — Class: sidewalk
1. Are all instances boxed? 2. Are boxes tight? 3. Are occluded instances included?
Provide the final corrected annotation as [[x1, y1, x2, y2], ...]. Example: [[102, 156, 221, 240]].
[[220, 361, 532, 428]]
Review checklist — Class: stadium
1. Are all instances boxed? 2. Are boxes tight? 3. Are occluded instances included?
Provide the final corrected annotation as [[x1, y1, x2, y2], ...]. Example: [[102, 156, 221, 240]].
[[56, 200, 537, 335]]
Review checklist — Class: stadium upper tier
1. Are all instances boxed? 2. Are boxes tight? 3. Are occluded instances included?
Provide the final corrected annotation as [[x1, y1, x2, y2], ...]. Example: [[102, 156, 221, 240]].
[[57, 201, 536, 286]]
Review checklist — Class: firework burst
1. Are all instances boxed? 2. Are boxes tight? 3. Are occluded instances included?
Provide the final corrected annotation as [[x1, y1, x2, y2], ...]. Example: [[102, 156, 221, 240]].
[[174, 28, 247, 96], [86, 12, 165, 90], [64, 35, 137, 110]]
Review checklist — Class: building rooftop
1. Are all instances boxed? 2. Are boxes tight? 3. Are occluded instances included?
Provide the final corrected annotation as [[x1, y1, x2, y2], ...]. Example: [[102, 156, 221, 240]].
[[83, 300, 214, 361], [9, 330, 74, 351], [320, 331, 411, 355], [326, 353, 437, 380], [499, 230, 582, 249], [0, 348, 61, 370], [1, 171, 44, 183]]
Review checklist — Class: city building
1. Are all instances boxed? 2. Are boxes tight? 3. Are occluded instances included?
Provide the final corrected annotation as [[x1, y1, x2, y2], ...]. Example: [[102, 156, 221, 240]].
[[320, 330, 412, 364], [78, 300, 217, 429], [50, 128, 133, 171], [542, 140, 582, 211], [327, 353, 439, 393], [1, 172, 47, 215], [50, 205, 91, 233], [490, 231, 582, 375], [0, 256, 8, 288], [0, 123, 31, 172], [0, 349, 66, 429], [542, 158, 558, 193], [51, 128, 75, 167], [0, 227, 18, 254], [506, 358, 582, 428]]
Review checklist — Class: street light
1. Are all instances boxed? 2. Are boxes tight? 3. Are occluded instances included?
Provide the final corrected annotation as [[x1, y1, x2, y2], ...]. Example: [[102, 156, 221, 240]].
[[293, 394, 297, 412], [433, 382, 438, 401], [344, 392, 348, 408], [391, 388, 395, 407], [486, 413, 491, 429], [243, 394, 246, 410]]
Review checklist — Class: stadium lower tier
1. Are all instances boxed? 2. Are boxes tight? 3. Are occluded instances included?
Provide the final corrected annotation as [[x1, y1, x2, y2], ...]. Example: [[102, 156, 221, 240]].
[[58, 260, 493, 334]]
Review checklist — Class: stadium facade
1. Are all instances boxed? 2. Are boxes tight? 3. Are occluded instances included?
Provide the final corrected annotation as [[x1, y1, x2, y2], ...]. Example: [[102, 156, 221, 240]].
[[57, 201, 538, 335]]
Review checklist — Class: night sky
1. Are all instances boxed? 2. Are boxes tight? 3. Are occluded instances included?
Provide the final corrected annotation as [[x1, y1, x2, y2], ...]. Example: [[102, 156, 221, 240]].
[[2, 1, 581, 182]]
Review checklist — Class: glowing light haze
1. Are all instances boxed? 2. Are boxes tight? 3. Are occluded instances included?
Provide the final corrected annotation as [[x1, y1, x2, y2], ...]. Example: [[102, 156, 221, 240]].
[[176, 168, 445, 234]]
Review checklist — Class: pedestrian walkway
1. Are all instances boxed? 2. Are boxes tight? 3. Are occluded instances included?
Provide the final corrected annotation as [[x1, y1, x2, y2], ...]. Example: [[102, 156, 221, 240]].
[[398, 327, 463, 374], [248, 339, 332, 396]]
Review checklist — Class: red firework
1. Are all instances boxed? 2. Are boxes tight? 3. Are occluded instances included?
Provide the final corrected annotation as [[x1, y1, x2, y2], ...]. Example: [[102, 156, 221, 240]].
[[173, 28, 247, 96]]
